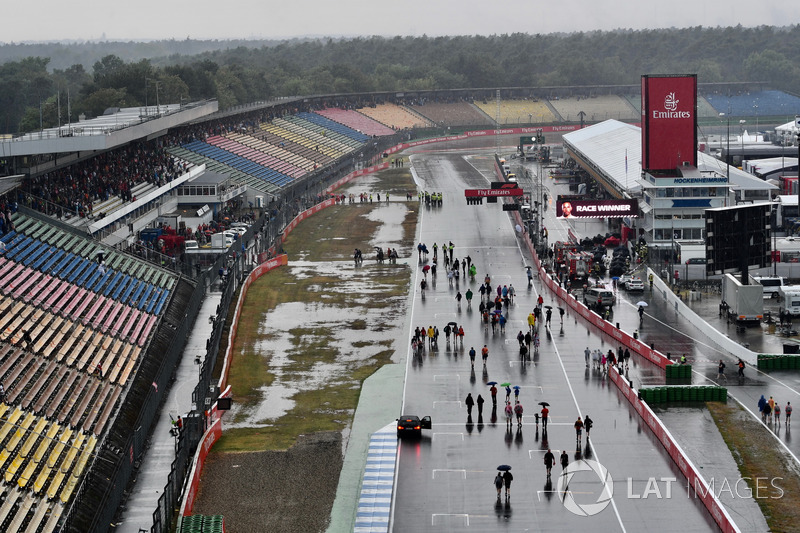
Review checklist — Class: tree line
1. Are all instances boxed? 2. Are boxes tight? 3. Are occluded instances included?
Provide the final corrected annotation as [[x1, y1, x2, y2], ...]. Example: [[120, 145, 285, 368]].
[[1, 25, 799, 135]]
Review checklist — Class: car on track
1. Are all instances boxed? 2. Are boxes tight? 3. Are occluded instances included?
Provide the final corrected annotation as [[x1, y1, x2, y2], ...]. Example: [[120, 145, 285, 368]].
[[397, 415, 432, 438], [625, 277, 645, 291]]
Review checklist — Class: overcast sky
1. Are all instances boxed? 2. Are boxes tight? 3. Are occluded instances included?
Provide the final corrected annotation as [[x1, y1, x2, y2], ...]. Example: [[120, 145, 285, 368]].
[[2, 0, 795, 43]]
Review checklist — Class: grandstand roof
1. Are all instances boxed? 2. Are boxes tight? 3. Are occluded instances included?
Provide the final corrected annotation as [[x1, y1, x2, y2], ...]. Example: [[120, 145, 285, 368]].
[[0, 174, 24, 196], [0, 100, 218, 157]]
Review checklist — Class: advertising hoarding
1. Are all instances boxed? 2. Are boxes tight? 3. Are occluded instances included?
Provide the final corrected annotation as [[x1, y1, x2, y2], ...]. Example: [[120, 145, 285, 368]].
[[641, 75, 697, 172], [556, 198, 638, 219]]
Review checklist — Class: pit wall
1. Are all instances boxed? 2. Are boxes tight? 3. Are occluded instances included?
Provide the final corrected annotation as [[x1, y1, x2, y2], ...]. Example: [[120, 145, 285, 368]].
[[608, 367, 740, 533]]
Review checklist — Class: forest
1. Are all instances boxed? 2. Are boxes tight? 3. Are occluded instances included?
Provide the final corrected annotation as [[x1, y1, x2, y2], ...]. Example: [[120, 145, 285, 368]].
[[1, 25, 799, 135]]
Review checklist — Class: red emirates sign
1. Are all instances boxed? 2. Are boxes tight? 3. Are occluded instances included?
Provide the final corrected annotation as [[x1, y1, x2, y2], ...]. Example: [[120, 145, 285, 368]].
[[465, 188, 524, 197]]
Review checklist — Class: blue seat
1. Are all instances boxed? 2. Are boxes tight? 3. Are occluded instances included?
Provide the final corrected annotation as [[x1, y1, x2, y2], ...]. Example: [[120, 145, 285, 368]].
[[42, 249, 66, 273], [61, 256, 85, 281], [84, 269, 102, 291], [103, 272, 124, 297], [0, 231, 16, 244], [145, 288, 161, 314], [91, 269, 113, 292], [16, 240, 43, 264], [52, 253, 77, 277], [6, 236, 33, 260], [129, 281, 146, 307], [75, 263, 97, 286], [20, 241, 47, 265], [32, 246, 57, 270], [68, 259, 91, 284], [154, 289, 170, 315], [120, 277, 138, 304], [138, 285, 155, 310], [113, 275, 131, 301]]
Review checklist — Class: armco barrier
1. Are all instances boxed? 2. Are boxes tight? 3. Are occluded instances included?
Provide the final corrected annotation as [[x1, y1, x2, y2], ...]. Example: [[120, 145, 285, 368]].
[[218, 254, 288, 391], [608, 367, 740, 533]]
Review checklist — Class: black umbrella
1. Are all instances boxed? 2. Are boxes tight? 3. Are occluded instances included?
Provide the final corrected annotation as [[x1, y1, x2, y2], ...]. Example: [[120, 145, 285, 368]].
[[544, 305, 553, 309], [497, 465, 512, 471], [447, 321, 458, 328], [538, 401, 550, 406]]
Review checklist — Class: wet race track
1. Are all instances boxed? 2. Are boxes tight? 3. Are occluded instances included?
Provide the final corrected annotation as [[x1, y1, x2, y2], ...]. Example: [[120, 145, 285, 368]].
[[390, 146, 719, 532]]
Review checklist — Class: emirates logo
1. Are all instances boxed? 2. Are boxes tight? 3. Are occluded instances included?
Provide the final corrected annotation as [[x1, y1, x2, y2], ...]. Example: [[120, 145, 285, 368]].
[[664, 92, 679, 112]]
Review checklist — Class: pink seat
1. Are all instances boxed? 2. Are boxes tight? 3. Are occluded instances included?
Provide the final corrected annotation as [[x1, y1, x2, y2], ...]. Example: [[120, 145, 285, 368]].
[[113, 305, 133, 338], [137, 315, 157, 346]]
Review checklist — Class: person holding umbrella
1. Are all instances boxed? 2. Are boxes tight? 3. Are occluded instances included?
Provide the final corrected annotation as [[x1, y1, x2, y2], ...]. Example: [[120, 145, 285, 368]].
[[494, 471, 504, 498], [504, 383, 512, 402], [489, 383, 498, 406], [540, 403, 550, 429], [513, 385, 520, 401]]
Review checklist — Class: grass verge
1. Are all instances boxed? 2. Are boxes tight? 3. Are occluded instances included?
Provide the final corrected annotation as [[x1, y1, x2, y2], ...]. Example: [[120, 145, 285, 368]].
[[707, 401, 800, 531], [216, 168, 418, 452]]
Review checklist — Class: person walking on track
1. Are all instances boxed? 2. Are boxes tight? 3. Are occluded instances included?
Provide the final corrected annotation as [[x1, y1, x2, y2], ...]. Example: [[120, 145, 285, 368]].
[[574, 416, 584, 444], [544, 449, 555, 477], [465, 393, 475, 416]]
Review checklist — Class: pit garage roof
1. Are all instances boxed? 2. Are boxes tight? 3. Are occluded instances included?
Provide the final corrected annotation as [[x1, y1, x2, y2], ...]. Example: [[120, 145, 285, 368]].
[[562, 120, 643, 197], [563, 119, 777, 196]]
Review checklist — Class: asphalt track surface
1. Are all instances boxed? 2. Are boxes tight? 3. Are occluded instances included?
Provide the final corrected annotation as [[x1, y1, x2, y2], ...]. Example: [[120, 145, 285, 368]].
[[391, 147, 717, 532]]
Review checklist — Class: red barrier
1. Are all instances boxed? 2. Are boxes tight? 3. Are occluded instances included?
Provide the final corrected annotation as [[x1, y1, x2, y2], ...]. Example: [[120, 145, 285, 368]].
[[180, 384, 231, 517], [324, 163, 389, 194], [218, 254, 288, 391], [608, 368, 740, 533]]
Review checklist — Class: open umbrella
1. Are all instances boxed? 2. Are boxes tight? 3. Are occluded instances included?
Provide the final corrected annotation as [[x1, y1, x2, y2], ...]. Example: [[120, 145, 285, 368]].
[[497, 465, 512, 471], [422, 264, 430, 273], [611, 276, 620, 280], [636, 301, 648, 307], [491, 309, 503, 315], [500, 382, 511, 387], [487, 381, 498, 386], [538, 401, 550, 406], [512, 385, 521, 390], [544, 305, 553, 309], [447, 321, 458, 328]]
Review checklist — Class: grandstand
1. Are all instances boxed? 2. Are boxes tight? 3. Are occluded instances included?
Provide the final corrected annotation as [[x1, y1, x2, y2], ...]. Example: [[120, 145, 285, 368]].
[[408, 101, 493, 127], [549, 95, 638, 123], [314, 108, 396, 137], [0, 210, 177, 532], [704, 90, 800, 119], [356, 103, 431, 130], [472, 99, 557, 125]]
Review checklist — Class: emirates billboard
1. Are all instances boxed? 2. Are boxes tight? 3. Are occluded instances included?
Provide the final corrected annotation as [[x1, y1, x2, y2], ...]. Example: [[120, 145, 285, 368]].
[[641, 75, 697, 172]]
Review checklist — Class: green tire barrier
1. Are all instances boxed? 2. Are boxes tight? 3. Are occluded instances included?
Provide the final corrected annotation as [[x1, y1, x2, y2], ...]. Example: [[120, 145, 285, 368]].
[[640, 386, 727, 405], [665, 364, 692, 379], [757, 354, 800, 370], [179, 515, 225, 533]]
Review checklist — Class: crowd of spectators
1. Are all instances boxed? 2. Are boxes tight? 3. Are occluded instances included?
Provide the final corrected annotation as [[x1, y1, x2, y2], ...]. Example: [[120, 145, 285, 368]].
[[23, 142, 187, 219]]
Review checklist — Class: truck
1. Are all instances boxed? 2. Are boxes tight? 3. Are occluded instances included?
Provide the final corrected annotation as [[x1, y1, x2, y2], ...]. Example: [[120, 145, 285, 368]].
[[676, 240, 706, 264], [722, 273, 764, 325], [779, 285, 800, 316]]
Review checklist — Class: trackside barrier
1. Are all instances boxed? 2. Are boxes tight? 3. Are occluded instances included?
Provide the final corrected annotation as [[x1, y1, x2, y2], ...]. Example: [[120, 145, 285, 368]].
[[648, 268, 755, 364], [324, 163, 389, 194], [180, 385, 232, 517], [217, 255, 288, 392], [608, 367, 740, 533], [509, 205, 674, 369]]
